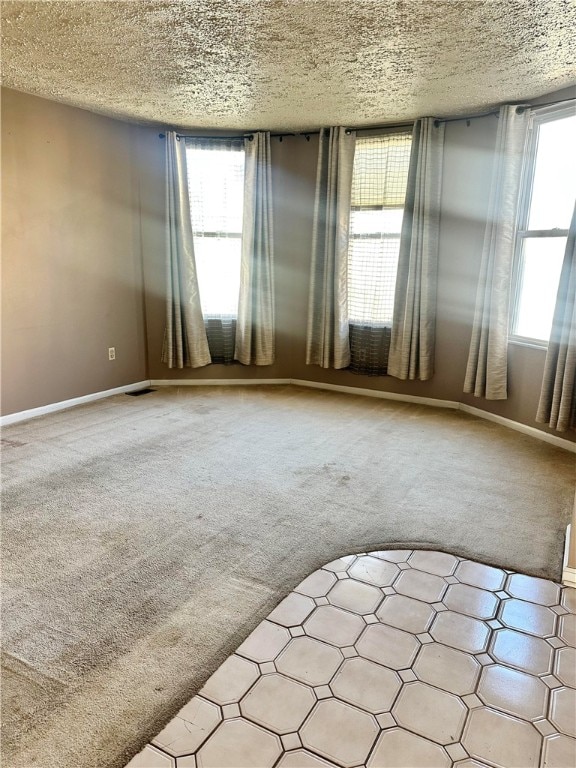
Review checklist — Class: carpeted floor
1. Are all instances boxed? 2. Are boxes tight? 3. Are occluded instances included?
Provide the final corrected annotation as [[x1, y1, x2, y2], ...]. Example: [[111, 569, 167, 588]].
[[1, 385, 574, 768]]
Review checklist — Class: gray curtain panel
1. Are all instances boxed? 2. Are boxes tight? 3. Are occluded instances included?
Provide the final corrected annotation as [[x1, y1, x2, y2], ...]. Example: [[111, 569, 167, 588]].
[[235, 132, 275, 366], [306, 127, 356, 369], [161, 131, 211, 368], [388, 118, 445, 381], [463, 105, 530, 399], [536, 202, 576, 432]]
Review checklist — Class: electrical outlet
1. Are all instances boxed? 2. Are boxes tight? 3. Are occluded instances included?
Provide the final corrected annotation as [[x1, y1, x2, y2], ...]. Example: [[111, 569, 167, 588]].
[[108, 347, 116, 361]]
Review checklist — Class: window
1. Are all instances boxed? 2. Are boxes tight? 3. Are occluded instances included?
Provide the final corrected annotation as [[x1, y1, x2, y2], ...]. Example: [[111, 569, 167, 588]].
[[186, 140, 245, 318], [511, 106, 576, 344], [347, 131, 412, 326]]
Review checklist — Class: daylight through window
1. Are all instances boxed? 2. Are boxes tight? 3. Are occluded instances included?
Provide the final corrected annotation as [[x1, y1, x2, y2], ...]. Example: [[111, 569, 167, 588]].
[[512, 107, 576, 343], [186, 140, 245, 318], [347, 131, 412, 326]]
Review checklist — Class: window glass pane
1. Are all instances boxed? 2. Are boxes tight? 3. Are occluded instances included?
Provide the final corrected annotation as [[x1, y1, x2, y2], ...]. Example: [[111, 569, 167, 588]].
[[527, 114, 576, 230], [193, 238, 242, 317], [514, 237, 565, 341], [347, 133, 412, 326], [186, 143, 244, 317]]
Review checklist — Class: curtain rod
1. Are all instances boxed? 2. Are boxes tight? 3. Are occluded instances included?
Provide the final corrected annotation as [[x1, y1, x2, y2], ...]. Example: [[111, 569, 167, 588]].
[[158, 95, 575, 141]]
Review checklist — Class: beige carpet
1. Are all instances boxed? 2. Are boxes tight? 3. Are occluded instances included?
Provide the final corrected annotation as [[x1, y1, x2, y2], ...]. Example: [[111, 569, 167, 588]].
[[1, 385, 574, 768]]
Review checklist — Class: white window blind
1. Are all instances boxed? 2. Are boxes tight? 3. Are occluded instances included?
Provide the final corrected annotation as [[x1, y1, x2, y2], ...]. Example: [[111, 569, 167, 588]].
[[186, 140, 245, 318], [347, 132, 412, 326]]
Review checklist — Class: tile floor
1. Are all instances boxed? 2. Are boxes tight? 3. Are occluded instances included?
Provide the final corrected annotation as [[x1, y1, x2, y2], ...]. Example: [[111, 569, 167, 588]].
[[125, 550, 576, 768]]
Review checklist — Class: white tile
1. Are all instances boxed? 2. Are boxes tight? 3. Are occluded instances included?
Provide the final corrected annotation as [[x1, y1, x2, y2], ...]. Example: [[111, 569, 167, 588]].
[[356, 623, 420, 670], [367, 727, 451, 768], [236, 620, 291, 662], [281, 732, 302, 750], [314, 684, 332, 699], [554, 646, 576, 688], [549, 687, 576, 738], [414, 643, 480, 696], [395, 569, 447, 603], [561, 587, 576, 614], [455, 561, 506, 591], [331, 657, 401, 713], [176, 756, 196, 768], [240, 673, 315, 735], [276, 750, 340, 767], [125, 745, 176, 768], [409, 551, 458, 577], [300, 699, 379, 768], [462, 707, 541, 767], [541, 734, 576, 768], [430, 611, 490, 653], [500, 599, 557, 638], [322, 555, 356, 573], [490, 628, 553, 675], [196, 719, 281, 768], [443, 583, 499, 620], [268, 592, 316, 627], [259, 661, 276, 674], [200, 654, 259, 705], [304, 605, 365, 647], [506, 573, 560, 607], [295, 570, 337, 598], [348, 556, 399, 587], [152, 697, 221, 757], [477, 664, 548, 721], [393, 682, 467, 745], [327, 578, 383, 615], [369, 550, 413, 563], [445, 743, 468, 761], [376, 593, 435, 634], [222, 703, 240, 719], [559, 613, 576, 647], [376, 712, 396, 729], [276, 636, 343, 686]]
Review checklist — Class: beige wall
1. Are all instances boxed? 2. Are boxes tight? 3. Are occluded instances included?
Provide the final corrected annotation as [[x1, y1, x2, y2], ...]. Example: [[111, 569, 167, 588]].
[[138, 99, 576, 444], [1, 88, 147, 415]]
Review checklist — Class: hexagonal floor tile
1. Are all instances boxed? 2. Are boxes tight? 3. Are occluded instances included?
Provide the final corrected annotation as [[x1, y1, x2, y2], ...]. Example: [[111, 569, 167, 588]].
[[413, 642, 480, 695], [236, 620, 291, 662], [490, 628, 553, 675], [152, 697, 221, 756], [356, 623, 420, 670], [304, 605, 365, 647], [331, 657, 401, 713], [561, 587, 576, 614], [125, 745, 176, 768], [443, 583, 499, 620], [477, 664, 548, 721], [409, 550, 458, 577], [499, 599, 557, 638], [276, 750, 340, 767], [455, 561, 506, 591], [295, 570, 338, 598], [369, 550, 412, 563], [541, 733, 576, 768], [430, 611, 490, 653], [554, 646, 576, 688], [506, 574, 561, 606], [376, 594, 435, 634], [240, 673, 315, 734], [559, 613, 576, 646], [268, 592, 316, 627], [395, 569, 447, 603], [275, 636, 343, 686], [327, 578, 383, 615], [348, 556, 399, 587], [549, 687, 576, 737], [195, 719, 282, 768], [367, 727, 451, 767], [300, 699, 379, 768], [393, 681, 467, 745], [200, 654, 259, 705], [463, 707, 541, 767]]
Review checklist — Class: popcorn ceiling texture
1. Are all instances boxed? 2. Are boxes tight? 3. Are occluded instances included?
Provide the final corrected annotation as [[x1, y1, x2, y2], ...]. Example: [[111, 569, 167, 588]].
[[2, 0, 576, 131]]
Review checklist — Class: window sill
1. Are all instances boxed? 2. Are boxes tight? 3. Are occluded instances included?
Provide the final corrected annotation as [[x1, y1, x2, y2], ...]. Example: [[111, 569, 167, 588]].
[[508, 337, 548, 351]]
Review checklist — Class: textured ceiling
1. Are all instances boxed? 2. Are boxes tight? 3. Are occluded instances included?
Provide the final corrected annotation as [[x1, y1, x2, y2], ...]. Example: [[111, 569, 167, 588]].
[[2, 0, 576, 131]]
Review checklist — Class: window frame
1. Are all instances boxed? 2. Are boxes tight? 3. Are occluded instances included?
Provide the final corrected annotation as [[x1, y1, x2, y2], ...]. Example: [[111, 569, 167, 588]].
[[509, 103, 576, 347], [347, 126, 413, 328]]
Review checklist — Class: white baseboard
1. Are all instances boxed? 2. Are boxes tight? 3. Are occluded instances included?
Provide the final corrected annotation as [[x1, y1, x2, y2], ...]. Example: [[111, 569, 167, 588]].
[[3, 377, 575, 453], [151, 378, 291, 386], [0, 380, 152, 427], [562, 567, 576, 588], [459, 404, 576, 453], [291, 378, 460, 410]]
